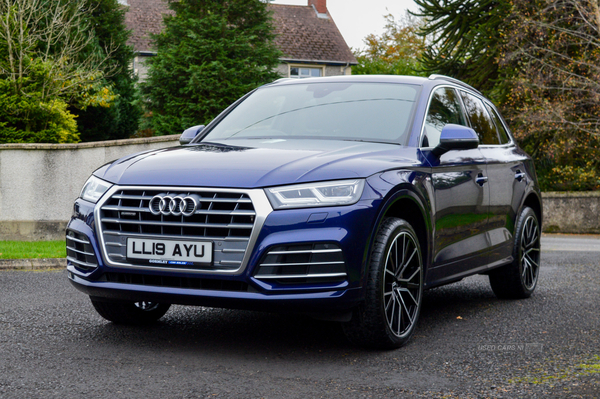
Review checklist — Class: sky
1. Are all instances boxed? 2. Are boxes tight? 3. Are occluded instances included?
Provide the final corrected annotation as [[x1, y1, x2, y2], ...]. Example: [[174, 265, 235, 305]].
[[270, 0, 419, 52]]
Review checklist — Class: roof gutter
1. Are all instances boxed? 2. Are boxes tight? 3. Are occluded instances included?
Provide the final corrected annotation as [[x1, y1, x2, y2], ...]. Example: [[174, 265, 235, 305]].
[[279, 58, 358, 66]]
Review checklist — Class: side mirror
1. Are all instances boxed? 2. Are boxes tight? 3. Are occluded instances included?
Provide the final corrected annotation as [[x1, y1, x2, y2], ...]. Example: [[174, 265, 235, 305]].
[[180, 125, 205, 145], [431, 124, 479, 158]]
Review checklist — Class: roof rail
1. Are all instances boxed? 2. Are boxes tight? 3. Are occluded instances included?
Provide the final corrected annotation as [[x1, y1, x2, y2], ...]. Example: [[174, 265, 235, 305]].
[[428, 74, 481, 94], [272, 78, 294, 84]]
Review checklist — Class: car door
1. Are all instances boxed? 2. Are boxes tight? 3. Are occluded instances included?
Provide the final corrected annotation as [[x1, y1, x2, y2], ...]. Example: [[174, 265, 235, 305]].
[[421, 87, 491, 285], [482, 101, 529, 265], [459, 91, 528, 268]]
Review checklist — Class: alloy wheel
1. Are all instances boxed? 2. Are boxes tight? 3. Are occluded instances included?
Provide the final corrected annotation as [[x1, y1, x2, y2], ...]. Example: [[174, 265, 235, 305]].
[[382, 231, 423, 338], [520, 215, 540, 290]]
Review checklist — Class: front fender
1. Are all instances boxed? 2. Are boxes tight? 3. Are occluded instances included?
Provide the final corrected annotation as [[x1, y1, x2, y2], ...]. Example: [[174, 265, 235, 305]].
[[361, 170, 433, 291]]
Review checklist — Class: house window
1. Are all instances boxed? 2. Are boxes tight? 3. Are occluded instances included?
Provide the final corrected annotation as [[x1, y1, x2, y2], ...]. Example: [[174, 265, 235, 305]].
[[290, 66, 323, 78]]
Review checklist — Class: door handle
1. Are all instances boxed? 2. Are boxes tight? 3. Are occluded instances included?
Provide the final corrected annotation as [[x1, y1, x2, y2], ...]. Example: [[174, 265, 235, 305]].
[[515, 170, 526, 182], [476, 173, 488, 186]]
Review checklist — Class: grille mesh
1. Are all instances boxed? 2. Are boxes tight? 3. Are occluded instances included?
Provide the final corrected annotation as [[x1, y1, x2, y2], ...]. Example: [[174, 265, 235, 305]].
[[99, 188, 256, 271]]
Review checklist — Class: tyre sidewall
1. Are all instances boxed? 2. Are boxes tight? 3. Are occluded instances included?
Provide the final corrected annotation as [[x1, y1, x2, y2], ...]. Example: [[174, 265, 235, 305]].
[[513, 206, 540, 296], [365, 218, 424, 348]]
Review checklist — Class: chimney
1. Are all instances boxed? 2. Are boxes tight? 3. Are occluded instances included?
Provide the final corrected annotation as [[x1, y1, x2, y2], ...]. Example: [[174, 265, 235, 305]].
[[308, 0, 327, 14]]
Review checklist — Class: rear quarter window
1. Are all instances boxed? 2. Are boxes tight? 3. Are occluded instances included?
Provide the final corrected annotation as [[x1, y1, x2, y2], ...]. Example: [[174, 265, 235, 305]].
[[484, 103, 511, 144]]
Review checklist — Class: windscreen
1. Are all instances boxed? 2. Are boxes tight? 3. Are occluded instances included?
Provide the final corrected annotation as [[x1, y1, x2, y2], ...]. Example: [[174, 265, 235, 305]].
[[201, 82, 419, 145]]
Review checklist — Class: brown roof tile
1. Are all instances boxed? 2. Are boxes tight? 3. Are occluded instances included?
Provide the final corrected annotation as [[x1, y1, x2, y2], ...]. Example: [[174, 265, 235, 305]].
[[270, 4, 356, 64], [124, 0, 173, 53], [124, 1, 356, 64]]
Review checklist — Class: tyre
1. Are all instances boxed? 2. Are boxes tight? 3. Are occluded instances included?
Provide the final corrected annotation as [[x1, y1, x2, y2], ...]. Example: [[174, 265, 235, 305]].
[[90, 298, 171, 325], [343, 217, 424, 349], [489, 206, 541, 299]]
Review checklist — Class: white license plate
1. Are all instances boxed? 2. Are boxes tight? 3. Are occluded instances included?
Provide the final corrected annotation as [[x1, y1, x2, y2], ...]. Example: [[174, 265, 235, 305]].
[[126, 238, 212, 264]]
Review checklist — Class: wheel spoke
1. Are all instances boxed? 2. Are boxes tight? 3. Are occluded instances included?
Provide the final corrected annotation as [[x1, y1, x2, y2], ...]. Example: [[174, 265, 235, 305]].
[[523, 247, 540, 257], [401, 267, 420, 284], [530, 225, 539, 245], [395, 235, 410, 278], [528, 262, 535, 285], [401, 234, 406, 268], [397, 246, 417, 279], [393, 239, 399, 276], [389, 291, 400, 333], [399, 287, 419, 307], [522, 261, 529, 280], [398, 289, 414, 327], [384, 290, 394, 312], [396, 290, 403, 336], [524, 253, 539, 269]]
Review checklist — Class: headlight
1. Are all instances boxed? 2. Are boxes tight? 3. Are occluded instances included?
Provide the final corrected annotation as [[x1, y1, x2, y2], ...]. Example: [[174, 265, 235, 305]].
[[80, 176, 112, 203], [265, 179, 365, 210]]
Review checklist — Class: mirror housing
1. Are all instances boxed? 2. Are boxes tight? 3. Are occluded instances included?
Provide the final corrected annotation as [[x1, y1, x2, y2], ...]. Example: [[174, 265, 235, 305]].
[[180, 125, 205, 145], [431, 124, 479, 158]]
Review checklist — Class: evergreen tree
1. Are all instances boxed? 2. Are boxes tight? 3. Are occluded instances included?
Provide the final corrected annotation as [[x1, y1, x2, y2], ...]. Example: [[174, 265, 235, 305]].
[[74, 0, 141, 142], [142, 0, 282, 136]]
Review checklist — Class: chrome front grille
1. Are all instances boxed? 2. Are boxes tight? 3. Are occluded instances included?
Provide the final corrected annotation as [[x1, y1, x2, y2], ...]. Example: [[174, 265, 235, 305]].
[[66, 230, 98, 271], [97, 187, 270, 274], [254, 243, 347, 284]]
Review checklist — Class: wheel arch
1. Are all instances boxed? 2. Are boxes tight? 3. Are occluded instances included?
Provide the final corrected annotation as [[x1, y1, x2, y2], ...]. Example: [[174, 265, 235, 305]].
[[367, 186, 432, 281], [522, 191, 543, 229]]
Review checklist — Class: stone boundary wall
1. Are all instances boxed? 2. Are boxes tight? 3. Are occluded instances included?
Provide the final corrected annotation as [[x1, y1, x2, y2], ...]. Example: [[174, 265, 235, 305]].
[[0, 135, 180, 241], [542, 191, 600, 234], [0, 136, 598, 240]]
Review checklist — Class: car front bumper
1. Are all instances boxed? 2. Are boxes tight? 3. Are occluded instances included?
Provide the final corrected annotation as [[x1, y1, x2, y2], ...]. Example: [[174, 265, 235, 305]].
[[66, 186, 382, 313]]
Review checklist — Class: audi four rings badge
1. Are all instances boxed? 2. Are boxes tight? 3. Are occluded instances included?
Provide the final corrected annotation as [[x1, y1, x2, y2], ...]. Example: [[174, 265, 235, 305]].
[[149, 194, 198, 217]]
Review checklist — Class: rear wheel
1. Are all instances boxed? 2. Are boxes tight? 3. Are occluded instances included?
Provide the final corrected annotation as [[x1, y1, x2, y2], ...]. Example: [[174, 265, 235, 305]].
[[343, 218, 424, 349], [90, 298, 171, 324], [489, 206, 541, 299]]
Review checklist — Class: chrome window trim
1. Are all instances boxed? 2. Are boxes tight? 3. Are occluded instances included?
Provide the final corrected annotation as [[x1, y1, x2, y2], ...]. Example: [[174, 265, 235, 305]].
[[94, 185, 273, 275]]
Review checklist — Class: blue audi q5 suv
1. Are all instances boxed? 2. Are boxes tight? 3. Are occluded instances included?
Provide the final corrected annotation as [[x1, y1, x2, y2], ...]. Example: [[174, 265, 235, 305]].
[[67, 75, 542, 348]]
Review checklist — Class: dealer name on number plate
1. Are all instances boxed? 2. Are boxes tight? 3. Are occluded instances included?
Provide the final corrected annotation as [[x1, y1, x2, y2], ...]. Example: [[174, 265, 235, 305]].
[[127, 238, 212, 264]]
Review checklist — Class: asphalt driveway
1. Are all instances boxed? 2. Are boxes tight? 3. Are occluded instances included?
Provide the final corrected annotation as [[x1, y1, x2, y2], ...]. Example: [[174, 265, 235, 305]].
[[0, 236, 598, 398]]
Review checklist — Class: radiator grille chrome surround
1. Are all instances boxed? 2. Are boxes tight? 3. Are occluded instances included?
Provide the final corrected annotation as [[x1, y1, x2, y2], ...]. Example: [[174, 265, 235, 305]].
[[66, 229, 98, 271], [95, 185, 273, 275], [254, 243, 347, 284]]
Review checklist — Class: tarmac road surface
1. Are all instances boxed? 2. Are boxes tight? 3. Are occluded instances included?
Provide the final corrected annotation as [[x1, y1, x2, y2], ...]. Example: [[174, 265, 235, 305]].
[[0, 236, 598, 398]]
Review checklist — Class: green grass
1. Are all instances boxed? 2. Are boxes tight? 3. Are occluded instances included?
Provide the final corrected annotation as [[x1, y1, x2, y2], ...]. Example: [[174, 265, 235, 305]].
[[0, 241, 66, 259]]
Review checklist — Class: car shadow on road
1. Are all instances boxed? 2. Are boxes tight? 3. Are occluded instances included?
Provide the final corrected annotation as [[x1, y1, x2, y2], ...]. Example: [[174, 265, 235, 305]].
[[77, 275, 504, 355]]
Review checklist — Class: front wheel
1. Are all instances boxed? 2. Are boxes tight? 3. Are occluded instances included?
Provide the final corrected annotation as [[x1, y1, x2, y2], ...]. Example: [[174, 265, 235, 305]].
[[343, 218, 424, 349], [489, 206, 541, 299], [90, 298, 171, 325]]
